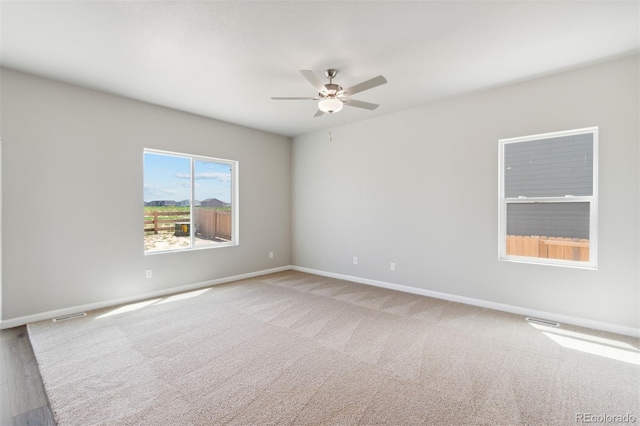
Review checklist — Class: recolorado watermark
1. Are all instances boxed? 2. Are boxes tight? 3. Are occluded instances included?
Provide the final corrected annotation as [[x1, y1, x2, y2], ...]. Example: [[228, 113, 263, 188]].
[[576, 413, 637, 423]]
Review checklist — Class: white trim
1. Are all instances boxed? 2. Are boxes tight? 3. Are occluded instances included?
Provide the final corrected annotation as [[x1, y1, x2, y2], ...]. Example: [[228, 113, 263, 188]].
[[499, 126, 599, 145], [0, 266, 292, 330], [4, 264, 637, 338], [291, 266, 640, 338], [143, 148, 235, 167], [0, 135, 3, 326], [232, 160, 240, 244], [190, 156, 195, 246]]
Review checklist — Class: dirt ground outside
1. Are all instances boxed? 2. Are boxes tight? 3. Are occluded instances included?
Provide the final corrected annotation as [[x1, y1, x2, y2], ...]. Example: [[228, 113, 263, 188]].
[[144, 232, 228, 252]]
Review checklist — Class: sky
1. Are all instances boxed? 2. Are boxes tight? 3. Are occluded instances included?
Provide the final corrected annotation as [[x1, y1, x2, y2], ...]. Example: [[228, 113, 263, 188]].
[[143, 152, 232, 203]]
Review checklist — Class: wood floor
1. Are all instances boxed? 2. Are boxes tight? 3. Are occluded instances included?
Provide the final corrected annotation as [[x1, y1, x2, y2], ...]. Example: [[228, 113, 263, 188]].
[[1, 326, 55, 426]]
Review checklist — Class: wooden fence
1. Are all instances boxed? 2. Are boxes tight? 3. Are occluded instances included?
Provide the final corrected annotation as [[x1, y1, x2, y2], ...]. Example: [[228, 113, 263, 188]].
[[506, 235, 589, 261], [144, 209, 231, 241], [194, 209, 232, 241], [144, 211, 190, 234]]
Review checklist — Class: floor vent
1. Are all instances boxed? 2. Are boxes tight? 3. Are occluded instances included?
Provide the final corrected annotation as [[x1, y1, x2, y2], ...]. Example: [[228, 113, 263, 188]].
[[52, 312, 87, 322], [526, 317, 560, 327]]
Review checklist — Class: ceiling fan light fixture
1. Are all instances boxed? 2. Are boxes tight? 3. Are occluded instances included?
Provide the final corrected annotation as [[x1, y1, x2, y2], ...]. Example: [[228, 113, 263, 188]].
[[272, 69, 387, 117], [318, 97, 343, 113]]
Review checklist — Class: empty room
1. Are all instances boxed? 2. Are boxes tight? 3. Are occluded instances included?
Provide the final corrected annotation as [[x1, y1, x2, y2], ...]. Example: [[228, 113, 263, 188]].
[[1, 1, 639, 425]]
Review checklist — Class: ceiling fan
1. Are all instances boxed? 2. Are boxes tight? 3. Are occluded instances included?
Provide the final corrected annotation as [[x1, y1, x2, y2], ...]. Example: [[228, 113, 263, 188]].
[[271, 69, 387, 117]]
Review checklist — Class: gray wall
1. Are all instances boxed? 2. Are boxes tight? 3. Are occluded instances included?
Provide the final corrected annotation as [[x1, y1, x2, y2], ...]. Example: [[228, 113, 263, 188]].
[[2, 56, 638, 331], [1, 68, 291, 320], [292, 55, 639, 329]]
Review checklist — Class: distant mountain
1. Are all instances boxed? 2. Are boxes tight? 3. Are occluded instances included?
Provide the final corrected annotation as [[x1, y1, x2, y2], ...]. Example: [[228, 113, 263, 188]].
[[145, 200, 177, 207], [145, 198, 227, 208]]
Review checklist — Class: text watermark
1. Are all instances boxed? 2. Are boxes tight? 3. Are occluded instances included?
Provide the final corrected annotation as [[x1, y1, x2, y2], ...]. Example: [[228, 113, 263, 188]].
[[576, 413, 637, 424]]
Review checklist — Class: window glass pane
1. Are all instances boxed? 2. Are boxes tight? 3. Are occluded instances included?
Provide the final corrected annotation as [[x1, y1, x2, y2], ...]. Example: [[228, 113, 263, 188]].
[[193, 160, 233, 247], [504, 133, 593, 198], [506, 202, 590, 261], [144, 153, 191, 253], [144, 150, 236, 254]]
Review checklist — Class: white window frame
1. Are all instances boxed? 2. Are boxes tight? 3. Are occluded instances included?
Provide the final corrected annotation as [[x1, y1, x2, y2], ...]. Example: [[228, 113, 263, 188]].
[[498, 127, 598, 269], [144, 148, 239, 255]]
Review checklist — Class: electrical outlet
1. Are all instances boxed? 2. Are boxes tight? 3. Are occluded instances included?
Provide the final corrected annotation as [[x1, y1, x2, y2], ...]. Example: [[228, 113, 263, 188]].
[[390, 263, 396, 271], [353, 257, 358, 265], [145, 269, 152, 279], [269, 251, 274, 259]]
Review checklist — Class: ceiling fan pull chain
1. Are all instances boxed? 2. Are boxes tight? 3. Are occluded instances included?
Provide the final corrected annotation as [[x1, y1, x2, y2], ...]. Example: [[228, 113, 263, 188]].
[[329, 111, 334, 142]]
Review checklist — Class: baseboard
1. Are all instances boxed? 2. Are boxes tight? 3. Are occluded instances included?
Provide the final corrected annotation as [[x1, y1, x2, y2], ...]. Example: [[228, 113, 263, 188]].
[[4, 264, 637, 338], [0, 265, 293, 330], [291, 266, 640, 338]]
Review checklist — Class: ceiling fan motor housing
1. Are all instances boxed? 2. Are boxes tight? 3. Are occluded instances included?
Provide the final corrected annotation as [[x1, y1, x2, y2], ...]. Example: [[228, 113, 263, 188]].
[[322, 83, 343, 96]]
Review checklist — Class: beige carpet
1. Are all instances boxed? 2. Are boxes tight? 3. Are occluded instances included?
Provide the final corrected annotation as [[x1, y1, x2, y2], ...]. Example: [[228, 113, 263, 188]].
[[28, 271, 639, 425]]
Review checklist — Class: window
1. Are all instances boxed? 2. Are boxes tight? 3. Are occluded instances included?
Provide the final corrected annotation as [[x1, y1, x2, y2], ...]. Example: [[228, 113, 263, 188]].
[[498, 127, 597, 268], [143, 149, 238, 254]]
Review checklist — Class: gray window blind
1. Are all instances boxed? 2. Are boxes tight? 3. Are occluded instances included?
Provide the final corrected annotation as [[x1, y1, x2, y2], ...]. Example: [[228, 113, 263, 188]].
[[506, 202, 590, 239], [504, 133, 593, 198]]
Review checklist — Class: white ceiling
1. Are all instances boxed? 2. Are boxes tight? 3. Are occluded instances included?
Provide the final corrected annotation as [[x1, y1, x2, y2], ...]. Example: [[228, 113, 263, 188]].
[[2, 1, 638, 137]]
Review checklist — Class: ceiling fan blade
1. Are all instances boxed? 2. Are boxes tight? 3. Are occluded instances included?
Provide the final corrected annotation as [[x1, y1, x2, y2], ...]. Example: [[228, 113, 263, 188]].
[[300, 70, 326, 93], [343, 75, 387, 96], [342, 99, 379, 110], [271, 97, 319, 100], [313, 109, 325, 117]]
